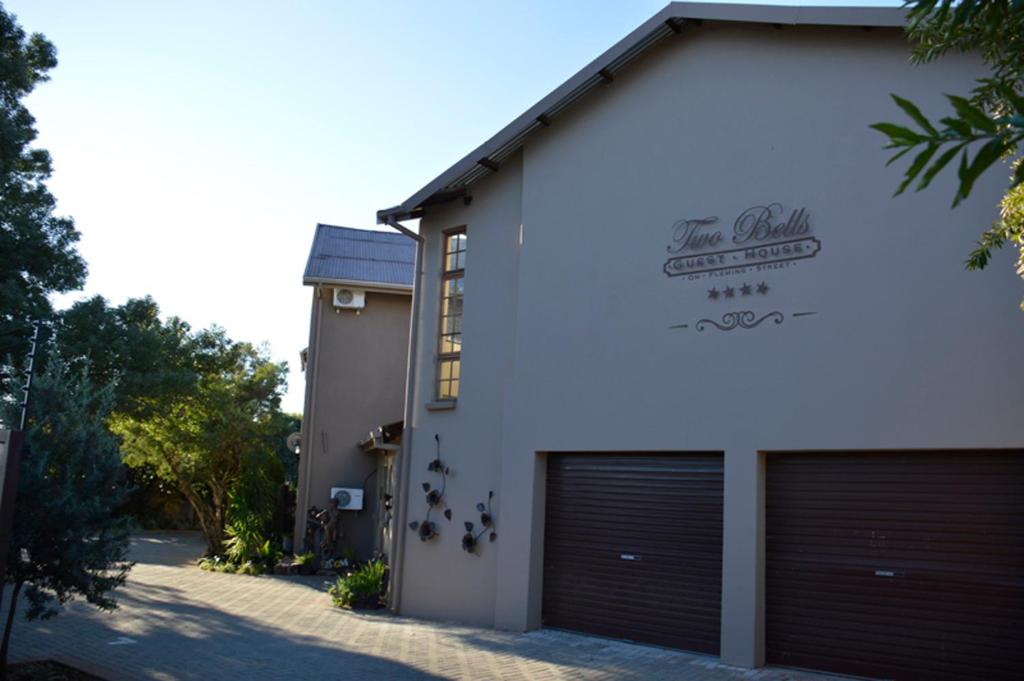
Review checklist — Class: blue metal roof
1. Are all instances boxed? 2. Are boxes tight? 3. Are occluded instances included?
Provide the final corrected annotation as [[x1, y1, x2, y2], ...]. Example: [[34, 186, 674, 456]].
[[303, 224, 415, 288]]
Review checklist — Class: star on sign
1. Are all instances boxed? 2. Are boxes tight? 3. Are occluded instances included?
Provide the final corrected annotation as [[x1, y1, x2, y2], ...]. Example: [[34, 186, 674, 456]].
[[707, 287, 720, 300], [724, 286, 735, 298], [740, 284, 752, 296], [757, 281, 769, 294]]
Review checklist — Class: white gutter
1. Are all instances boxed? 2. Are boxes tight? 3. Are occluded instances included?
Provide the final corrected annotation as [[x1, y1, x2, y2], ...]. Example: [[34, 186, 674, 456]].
[[381, 215, 423, 614], [302, 277, 414, 294]]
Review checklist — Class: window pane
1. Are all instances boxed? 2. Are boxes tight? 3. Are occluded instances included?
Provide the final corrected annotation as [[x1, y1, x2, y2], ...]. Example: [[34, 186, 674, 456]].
[[440, 333, 461, 354], [444, 278, 463, 296], [444, 233, 467, 273], [442, 293, 463, 317], [442, 315, 461, 335], [438, 374, 458, 400]]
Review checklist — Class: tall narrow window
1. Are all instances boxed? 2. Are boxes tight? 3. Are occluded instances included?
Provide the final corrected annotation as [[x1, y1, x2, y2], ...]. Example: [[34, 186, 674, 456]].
[[437, 228, 466, 400]]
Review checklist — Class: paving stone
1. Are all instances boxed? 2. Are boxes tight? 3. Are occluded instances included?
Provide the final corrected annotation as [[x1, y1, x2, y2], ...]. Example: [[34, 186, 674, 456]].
[[8, 532, 843, 681]]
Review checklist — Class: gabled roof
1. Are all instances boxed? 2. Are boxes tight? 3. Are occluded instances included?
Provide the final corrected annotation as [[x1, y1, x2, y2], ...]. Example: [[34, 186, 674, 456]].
[[378, 2, 906, 224], [303, 224, 415, 290]]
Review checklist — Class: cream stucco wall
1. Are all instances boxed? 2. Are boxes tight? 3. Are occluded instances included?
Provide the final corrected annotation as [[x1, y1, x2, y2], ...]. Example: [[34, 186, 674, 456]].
[[398, 22, 1024, 667], [295, 288, 410, 561]]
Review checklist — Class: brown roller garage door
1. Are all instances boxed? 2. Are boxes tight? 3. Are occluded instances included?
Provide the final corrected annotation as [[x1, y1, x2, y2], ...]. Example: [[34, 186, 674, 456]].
[[542, 452, 722, 654], [766, 451, 1024, 681]]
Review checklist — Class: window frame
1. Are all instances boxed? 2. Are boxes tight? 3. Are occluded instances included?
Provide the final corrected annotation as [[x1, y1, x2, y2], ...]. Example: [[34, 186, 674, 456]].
[[436, 226, 466, 401]]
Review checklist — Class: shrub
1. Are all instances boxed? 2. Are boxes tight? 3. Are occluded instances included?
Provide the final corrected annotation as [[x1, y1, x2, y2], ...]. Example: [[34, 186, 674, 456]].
[[218, 450, 285, 574], [223, 525, 266, 565], [237, 561, 262, 576], [328, 560, 387, 609], [294, 552, 317, 566]]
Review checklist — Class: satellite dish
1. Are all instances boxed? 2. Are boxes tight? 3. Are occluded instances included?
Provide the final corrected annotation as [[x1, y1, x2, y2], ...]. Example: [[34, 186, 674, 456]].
[[286, 432, 301, 454]]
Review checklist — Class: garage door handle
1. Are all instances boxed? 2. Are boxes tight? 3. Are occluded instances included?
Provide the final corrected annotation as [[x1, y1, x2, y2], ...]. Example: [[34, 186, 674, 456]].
[[874, 569, 905, 578]]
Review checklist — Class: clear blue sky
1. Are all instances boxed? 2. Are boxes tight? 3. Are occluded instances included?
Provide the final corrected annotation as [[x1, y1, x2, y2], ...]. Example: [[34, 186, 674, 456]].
[[6, 0, 897, 412]]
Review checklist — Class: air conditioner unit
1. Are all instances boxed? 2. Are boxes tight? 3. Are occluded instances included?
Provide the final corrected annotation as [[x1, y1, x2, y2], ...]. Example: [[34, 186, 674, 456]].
[[333, 287, 365, 310], [330, 487, 364, 511]]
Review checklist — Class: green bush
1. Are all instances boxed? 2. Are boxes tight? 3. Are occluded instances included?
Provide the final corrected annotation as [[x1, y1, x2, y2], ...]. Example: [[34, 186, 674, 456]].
[[329, 560, 387, 609], [223, 526, 270, 566], [294, 552, 317, 566], [198, 555, 237, 573], [237, 561, 262, 576]]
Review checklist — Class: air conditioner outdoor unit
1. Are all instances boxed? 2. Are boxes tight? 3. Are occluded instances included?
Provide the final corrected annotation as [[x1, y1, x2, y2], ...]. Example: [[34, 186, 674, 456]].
[[333, 287, 365, 310], [330, 487, 364, 511]]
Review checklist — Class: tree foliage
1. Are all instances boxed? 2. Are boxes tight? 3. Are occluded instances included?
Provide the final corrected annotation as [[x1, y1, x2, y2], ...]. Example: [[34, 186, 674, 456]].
[[111, 332, 288, 555], [54, 296, 198, 418], [1, 356, 133, 670], [46, 295, 294, 556], [0, 4, 86, 399], [872, 1, 1024, 304]]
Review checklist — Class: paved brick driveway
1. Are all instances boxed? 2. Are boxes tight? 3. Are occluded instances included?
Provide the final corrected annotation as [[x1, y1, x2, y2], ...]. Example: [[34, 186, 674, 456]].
[[10, 533, 838, 680]]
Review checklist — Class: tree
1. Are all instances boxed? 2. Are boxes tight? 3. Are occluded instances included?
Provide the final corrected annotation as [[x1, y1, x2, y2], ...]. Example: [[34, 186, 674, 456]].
[[1, 356, 133, 675], [50, 297, 294, 551], [112, 331, 288, 555], [0, 4, 86, 401], [54, 296, 198, 418], [872, 1, 1024, 305]]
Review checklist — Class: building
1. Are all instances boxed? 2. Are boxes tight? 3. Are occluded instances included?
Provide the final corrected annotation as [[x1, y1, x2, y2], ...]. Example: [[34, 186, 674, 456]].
[[294, 224, 414, 561], [376, 4, 1024, 680]]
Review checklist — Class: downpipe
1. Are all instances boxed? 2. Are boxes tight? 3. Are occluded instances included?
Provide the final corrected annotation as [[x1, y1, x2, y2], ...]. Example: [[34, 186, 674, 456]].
[[384, 215, 423, 614]]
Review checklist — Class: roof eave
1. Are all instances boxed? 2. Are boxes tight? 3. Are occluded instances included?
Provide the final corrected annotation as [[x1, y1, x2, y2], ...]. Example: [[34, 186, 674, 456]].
[[303, 276, 413, 293]]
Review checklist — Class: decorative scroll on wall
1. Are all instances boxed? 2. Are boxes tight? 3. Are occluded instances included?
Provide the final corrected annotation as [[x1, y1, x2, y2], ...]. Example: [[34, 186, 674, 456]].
[[669, 310, 816, 332]]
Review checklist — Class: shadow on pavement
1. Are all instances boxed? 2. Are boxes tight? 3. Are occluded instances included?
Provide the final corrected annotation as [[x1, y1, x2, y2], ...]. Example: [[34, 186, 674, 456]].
[[10, 533, 440, 681]]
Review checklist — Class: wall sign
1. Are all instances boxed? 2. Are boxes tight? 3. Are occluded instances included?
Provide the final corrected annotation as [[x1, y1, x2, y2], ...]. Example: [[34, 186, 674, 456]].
[[664, 203, 820, 332], [663, 203, 820, 280]]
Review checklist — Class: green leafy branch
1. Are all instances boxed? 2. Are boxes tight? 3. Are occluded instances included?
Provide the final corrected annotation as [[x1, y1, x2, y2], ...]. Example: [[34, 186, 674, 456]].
[[872, 85, 1024, 270], [905, 2, 1024, 106]]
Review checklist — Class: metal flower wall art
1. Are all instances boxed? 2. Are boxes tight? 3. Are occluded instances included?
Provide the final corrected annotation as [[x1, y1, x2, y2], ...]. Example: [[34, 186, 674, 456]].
[[461, 491, 497, 555], [408, 434, 451, 542]]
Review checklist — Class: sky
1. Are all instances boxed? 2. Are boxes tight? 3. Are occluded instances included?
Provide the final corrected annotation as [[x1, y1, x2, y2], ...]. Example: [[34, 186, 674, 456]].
[[7, 0, 898, 413]]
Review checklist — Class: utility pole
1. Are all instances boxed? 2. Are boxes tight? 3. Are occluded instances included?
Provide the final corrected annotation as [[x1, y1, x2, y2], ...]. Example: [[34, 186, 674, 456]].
[[1, 321, 41, 591]]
